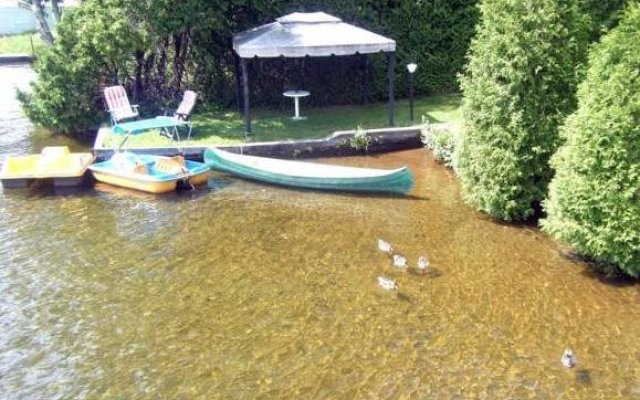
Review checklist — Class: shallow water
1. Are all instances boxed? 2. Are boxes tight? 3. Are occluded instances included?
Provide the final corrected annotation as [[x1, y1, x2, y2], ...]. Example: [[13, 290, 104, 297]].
[[1, 65, 639, 399]]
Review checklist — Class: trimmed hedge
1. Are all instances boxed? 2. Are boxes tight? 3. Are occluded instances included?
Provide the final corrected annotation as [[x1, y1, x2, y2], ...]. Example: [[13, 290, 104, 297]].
[[454, 0, 588, 221], [580, 0, 628, 41], [542, 4, 640, 277]]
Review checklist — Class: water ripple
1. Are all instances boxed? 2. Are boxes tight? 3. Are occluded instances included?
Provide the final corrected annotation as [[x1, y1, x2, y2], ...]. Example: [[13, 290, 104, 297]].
[[0, 65, 639, 399]]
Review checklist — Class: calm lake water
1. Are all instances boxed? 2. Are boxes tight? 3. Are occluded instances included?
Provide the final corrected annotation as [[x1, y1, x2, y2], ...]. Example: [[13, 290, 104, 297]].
[[1, 64, 639, 399]]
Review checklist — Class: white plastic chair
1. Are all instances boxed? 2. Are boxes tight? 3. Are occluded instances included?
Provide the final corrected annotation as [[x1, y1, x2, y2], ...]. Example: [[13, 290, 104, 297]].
[[168, 90, 198, 121], [103, 85, 139, 125]]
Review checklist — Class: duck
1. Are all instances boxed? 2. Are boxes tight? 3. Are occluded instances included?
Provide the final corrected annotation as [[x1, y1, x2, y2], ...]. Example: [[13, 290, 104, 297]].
[[392, 254, 408, 271], [377, 239, 393, 254], [417, 256, 430, 273], [377, 276, 399, 291], [560, 348, 577, 368]]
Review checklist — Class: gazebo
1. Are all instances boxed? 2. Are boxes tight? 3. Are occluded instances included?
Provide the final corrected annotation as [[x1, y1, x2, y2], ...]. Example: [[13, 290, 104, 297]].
[[233, 12, 397, 135]]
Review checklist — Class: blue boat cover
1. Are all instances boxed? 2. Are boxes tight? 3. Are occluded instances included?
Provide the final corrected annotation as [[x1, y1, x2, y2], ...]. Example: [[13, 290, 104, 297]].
[[112, 116, 188, 135]]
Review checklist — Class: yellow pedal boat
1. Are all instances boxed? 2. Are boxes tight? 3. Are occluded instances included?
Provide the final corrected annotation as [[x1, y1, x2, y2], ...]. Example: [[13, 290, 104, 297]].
[[88, 152, 209, 194], [0, 146, 95, 189]]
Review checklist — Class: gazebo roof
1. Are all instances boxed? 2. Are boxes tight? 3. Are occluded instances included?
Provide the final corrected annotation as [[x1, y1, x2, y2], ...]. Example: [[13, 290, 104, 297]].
[[233, 12, 396, 58]]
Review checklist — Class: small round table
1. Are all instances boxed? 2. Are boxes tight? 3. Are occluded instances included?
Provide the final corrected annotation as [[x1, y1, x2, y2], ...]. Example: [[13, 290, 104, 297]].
[[283, 90, 310, 120]]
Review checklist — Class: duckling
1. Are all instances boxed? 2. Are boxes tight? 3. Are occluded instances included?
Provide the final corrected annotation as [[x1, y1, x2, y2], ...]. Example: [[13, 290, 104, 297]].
[[560, 348, 577, 368], [377, 239, 393, 254], [377, 276, 399, 291], [417, 256, 430, 273], [392, 254, 408, 271]]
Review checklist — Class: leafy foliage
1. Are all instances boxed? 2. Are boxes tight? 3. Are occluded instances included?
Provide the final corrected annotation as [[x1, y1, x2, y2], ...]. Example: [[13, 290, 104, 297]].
[[19, 3, 144, 134], [422, 122, 455, 168], [454, 0, 589, 221], [579, 0, 628, 41], [384, 0, 478, 96], [0, 33, 44, 55], [542, 4, 640, 277], [349, 125, 371, 152]]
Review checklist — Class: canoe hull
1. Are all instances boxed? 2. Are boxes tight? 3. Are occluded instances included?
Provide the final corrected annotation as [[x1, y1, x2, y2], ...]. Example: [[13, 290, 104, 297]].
[[204, 148, 414, 195], [89, 153, 209, 194]]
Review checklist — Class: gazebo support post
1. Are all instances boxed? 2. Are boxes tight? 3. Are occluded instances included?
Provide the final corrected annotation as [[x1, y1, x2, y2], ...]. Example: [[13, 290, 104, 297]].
[[240, 58, 251, 135], [386, 52, 395, 127], [234, 53, 243, 114]]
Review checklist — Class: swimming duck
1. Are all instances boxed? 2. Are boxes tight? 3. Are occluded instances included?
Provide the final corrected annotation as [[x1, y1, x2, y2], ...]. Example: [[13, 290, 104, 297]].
[[417, 256, 430, 273], [377, 276, 399, 291], [561, 348, 577, 368], [392, 254, 408, 270], [377, 239, 393, 254]]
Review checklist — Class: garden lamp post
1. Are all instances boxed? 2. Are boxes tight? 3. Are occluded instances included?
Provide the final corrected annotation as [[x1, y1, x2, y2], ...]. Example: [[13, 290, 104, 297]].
[[407, 63, 417, 123]]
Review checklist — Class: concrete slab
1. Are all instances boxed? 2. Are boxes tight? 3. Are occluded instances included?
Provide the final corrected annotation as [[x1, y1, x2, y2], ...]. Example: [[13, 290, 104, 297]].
[[0, 54, 34, 64], [93, 126, 424, 161]]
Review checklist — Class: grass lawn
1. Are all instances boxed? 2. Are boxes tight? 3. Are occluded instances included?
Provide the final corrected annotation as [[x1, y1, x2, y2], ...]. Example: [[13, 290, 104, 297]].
[[0, 33, 43, 54], [101, 93, 461, 148]]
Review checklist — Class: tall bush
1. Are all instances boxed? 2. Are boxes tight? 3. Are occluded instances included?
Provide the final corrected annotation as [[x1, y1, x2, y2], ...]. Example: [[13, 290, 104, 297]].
[[454, 0, 588, 221], [18, 2, 146, 134], [542, 4, 640, 277]]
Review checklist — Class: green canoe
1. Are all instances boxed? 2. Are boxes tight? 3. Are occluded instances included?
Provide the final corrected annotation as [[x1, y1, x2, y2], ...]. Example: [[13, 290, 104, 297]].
[[204, 148, 414, 195]]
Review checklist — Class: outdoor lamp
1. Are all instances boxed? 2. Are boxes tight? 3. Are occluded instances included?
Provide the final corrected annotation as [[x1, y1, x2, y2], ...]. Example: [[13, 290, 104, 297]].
[[407, 63, 418, 123]]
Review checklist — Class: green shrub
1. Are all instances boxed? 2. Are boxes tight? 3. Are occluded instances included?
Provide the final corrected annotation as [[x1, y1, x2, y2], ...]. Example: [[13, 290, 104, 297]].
[[349, 125, 371, 152], [422, 122, 455, 168], [454, 0, 589, 221], [542, 4, 640, 277], [18, 3, 144, 134]]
